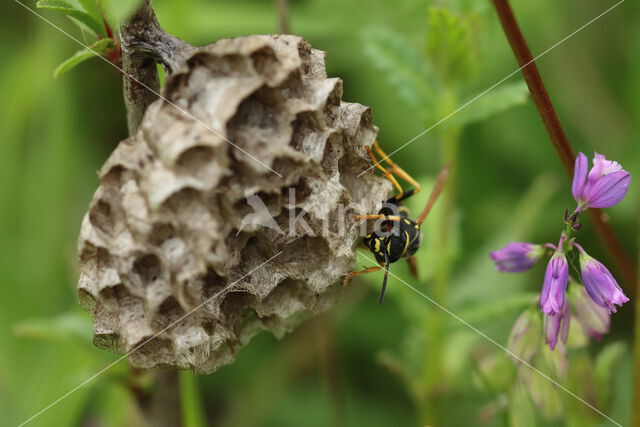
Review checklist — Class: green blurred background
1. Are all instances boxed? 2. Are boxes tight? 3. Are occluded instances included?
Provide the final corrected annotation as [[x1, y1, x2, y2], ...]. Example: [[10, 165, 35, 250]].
[[1, 0, 638, 426]]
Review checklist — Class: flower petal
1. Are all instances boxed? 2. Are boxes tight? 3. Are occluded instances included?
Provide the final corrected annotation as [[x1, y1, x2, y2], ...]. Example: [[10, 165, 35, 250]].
[[572, 152, 588, 202], [579, 252, 629, 314], [507, 308, 542, 363], [588, 152, 623, 182], [559, 301, 570, 345], [544, 300, 569, 350], [582, 170, 630, 209], [490, 242, 543, 273], [570, 285, 609, 340], [540, 253, 568, 315]]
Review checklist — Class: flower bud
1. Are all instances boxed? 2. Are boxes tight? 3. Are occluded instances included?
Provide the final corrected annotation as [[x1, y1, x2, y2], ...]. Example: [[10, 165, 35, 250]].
[[544, 299, 570, 350], [578, 250, 629, 314], [490, 242, 544, 273], [507, 308, 542, 363], [568, 284, 609, 340], [539, 251, 568, 315]]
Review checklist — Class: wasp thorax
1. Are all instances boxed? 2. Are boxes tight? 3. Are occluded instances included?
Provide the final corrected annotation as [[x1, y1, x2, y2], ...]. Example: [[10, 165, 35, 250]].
[[77, 35, 390, 373]]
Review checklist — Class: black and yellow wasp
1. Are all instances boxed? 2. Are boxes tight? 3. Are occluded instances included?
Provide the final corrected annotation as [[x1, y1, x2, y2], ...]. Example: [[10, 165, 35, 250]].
[[344, 141, 450, 303]]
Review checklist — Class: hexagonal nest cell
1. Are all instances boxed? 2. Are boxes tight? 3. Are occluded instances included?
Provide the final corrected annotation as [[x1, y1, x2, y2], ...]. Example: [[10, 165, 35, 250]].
[[77, 34, 389, 373]]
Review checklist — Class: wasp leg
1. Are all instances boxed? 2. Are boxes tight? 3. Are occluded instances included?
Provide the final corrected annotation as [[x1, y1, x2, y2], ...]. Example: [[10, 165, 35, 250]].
[[406, 256, 418, 279], [343, 266, 382, 285], [372, 141, 421, 194], [355, 214, 402, 222], [366, 144, 404, 197], [416, 164, 451, 225]]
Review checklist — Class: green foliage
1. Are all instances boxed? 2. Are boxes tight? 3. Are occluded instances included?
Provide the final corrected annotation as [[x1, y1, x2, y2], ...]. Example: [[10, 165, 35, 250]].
[[357, 173, 557, 424], [509, 384, 537, 427], [36, 0, 117, 79], [76, 0, 103, 23], [13, 310, 94, 349], [444, 81, 530, 129], [53, 37, 114, 78], [425, 7, 478, 84], [456, 292, 537, 324], [2, 0, 637, 425], [523, 348, 565, 419], [100, 0, 144, 29], [361, 8, 528, 133], [594, 342, 627, 406], [36, 0, 107, 37], [360, 28, 435, 112]]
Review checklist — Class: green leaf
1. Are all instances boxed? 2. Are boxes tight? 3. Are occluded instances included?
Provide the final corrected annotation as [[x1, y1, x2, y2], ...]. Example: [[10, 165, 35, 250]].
[[425, 7, 478, 84], [444, 81, 530, 129], [53, 37, 114, 78], [361, 28, 436, 111], [76, 0, 103, 22], [36, 0, 107, 37], [100, 0, 143, 28], [13, 310, 94, 349]]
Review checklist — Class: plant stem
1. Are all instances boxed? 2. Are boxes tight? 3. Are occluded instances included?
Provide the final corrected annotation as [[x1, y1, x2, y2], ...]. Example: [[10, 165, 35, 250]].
[[120, 0, 193, 134], [275, 0, 290, 34], [317, 316, 347, 427], [420, 89, 460, 425], [120, 2, 190, 426], [491, 0, 636, 295], [142, 369, 181, 427]]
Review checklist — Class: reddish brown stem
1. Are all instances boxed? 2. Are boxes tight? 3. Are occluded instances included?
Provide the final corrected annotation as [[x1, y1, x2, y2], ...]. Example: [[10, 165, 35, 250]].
[[103, 17, 114, 40], [491, 0, 636, 295]]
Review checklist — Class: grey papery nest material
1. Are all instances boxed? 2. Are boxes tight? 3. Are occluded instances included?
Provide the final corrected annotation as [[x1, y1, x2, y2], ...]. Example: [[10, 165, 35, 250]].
[[77, 34, 389, 373]]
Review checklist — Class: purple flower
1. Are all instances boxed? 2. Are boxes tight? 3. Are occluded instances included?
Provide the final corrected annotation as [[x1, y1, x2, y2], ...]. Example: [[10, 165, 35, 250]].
[[578, 249, 629, 313], [544, 299, 570, 350], [539, 250, 568, 315], [572, 152, 630, 211], [490, 242, 544, 272], [569, 284, 610, 340]]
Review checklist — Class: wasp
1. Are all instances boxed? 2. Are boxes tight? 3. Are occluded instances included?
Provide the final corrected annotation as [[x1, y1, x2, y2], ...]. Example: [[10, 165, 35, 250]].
[[344, 141, 450, 303]]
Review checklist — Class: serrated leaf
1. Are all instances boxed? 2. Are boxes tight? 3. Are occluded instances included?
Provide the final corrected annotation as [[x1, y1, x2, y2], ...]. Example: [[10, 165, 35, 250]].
[[445, 81, 529, 129], [426, 7, 478, 84], [37, 0, 107, 37], [53, 37, 114, 78], [361, 28, 436, 111]]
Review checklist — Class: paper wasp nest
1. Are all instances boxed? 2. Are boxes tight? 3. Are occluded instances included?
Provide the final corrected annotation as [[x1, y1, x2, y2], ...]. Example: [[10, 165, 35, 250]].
[[77, 34, 389, 373]]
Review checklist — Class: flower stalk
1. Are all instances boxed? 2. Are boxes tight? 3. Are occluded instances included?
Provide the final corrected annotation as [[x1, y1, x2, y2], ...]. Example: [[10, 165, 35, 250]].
[[490, 0, 636, 293], [491, 151, 629, 351]]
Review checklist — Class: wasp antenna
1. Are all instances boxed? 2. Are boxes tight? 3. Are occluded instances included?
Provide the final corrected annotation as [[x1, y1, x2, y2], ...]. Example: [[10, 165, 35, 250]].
[[416, 164, 451, 225], [378, 259, 390, 304]]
